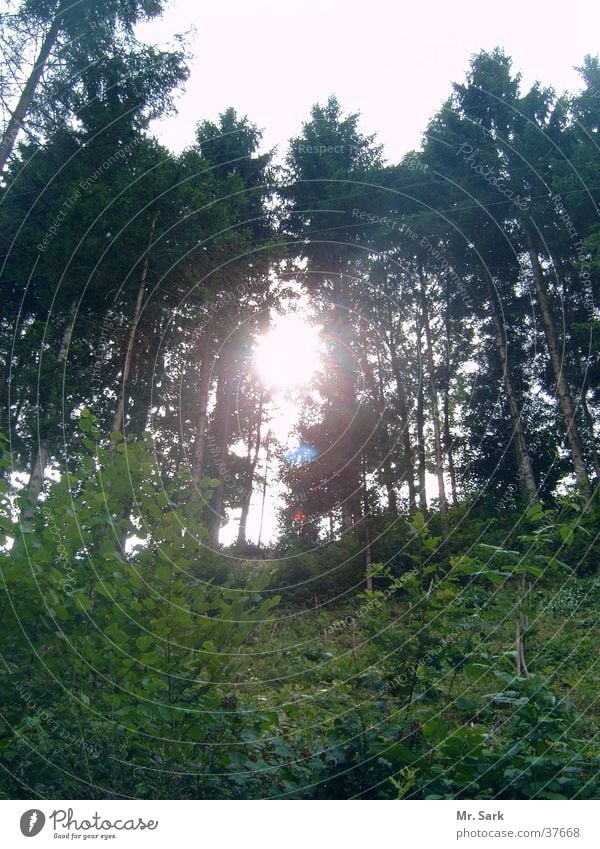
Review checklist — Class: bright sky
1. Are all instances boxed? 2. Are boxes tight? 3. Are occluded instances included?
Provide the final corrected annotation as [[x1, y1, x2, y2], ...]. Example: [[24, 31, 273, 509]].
[[140, 0, 599, 162], [221, 314, 324, 546], [138, 0, 599, 544]]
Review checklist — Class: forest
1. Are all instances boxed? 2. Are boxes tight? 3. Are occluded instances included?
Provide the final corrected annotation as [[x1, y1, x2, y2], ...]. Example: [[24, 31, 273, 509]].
[[0, 0, 599, 801]]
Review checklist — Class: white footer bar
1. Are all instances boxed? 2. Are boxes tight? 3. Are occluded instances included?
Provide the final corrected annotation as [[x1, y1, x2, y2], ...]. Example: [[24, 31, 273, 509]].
[[0, 800, 597, 848]]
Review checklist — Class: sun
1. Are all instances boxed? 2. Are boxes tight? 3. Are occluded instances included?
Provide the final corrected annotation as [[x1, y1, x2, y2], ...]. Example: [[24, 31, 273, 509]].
[[255, 316, 321, 390]]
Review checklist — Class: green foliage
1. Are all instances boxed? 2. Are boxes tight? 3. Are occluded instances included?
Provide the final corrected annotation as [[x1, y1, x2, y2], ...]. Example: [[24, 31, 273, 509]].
[[0, 427, 598, 799], [0, 424, 282, 798]]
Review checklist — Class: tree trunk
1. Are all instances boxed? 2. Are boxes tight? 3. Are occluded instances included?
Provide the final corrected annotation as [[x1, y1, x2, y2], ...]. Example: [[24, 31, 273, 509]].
[[341, 501, 354, 531], [387, 337, 416, 509], [26, 444, 48, 503], [0, 11, 63, 174], [366, 341, 398, 515], [208, 348, 234, 545], [419, 269, 447, 513], [237, 394, 264, 546], [443, 297, 458, 506], [524, 224, 590, 493], [324, 270, 363, 531], [58, 301, 76, 362], [362, 467, 373, 591], [516, 614, 529, 677], [331, 271, 362, 521], [111, 214, 156, 436], [237, 490, 251, 547], [415, 319, 427, 512], [443, 391, 457, 506], [191, 335, 215, 488], [483, 268, 538, 502], [257, 429, 271, 547], [385, 478, 398, 516], [364, 512, 373, 592]]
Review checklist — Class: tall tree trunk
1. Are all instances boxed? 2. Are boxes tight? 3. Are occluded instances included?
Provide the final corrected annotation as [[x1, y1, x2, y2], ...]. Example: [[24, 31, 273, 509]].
[[237, 484, 252, 547], [111, 214, 156, 436], [377, 396, 399, 515], [0, 11, 63, 174], [331, 270, 361, 526], [191, 334, 215, 488], [443, 390, 457, 506], [419, 269, 447, 513], [523, 224, 590, 493], [257, 429, 271, 547], [111, 215, 156, 557], [17, 443, 49, 537], [415, 319, 427, 512], [58, 301, 76, 362], [364, 340, 398, 515], [26, 445, 48, 505], [483, 268, 538, 502], [384, 473, 398, 515], [362, 472, 373, 592], [208, 348, 234, 546], [237, 393, 264, 546], [341, 501, 354, 531], [387, 337, 416, 509], [443, 294, 458, 505]]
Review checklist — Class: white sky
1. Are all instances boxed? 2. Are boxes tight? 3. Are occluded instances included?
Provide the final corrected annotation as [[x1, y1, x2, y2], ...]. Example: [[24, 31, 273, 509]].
[[137, 0, 598, 544], [141, 0, 600, 162]]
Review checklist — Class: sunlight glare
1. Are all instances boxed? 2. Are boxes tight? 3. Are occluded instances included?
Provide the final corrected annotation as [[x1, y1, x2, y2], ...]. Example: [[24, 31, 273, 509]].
[[255, 316, 321, 389]]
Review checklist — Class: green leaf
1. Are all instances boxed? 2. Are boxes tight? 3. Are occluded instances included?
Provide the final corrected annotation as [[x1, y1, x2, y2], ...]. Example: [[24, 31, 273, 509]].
[[559, 525, 574, 546], [135, 635, 154, 652], [155, 563, 172, 581], [74, 593, 90, 611]]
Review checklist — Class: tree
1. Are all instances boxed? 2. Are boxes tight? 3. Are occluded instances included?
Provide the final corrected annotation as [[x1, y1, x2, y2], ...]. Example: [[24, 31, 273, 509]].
[[451, 49, 593, 492], [0, 0, 186, 172]]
